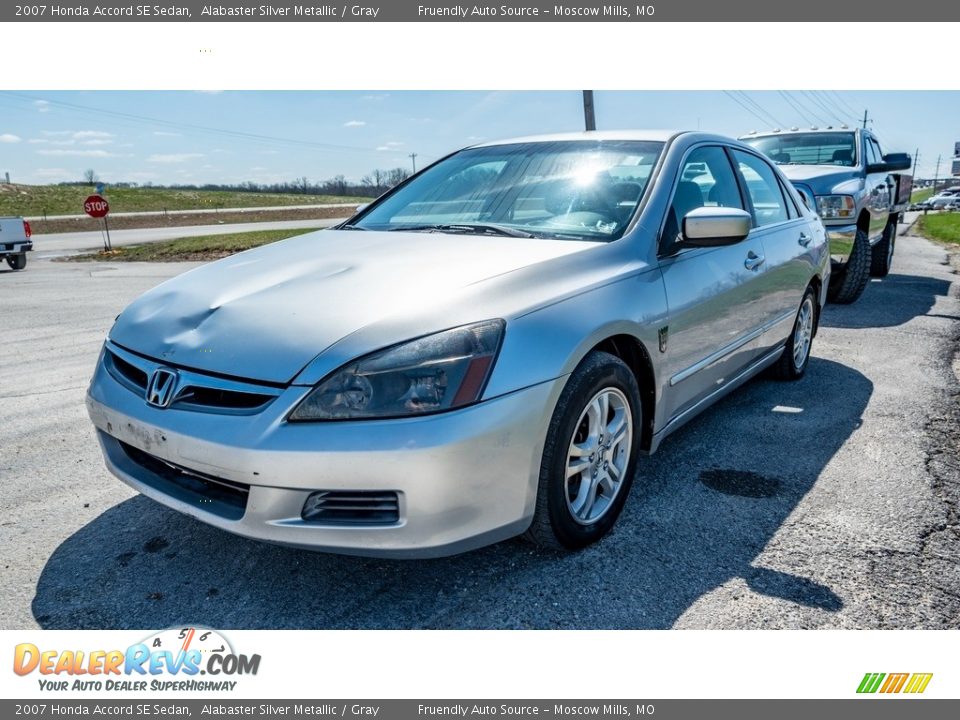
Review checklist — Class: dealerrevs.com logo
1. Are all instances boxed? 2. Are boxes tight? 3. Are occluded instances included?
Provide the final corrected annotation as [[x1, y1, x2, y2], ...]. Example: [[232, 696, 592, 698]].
[[857, 673, 933, 695], [13, 627, 261, 692]]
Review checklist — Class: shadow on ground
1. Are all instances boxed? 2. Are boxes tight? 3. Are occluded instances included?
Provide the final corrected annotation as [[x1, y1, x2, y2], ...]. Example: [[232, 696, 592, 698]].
[[821, 273, 955, 329], [33, 358, 870, 629]]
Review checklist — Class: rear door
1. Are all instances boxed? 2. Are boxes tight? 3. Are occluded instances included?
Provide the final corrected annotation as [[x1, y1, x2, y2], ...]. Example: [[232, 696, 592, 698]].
[[657, 145, 770, 422], [729, 149, 817, 354]]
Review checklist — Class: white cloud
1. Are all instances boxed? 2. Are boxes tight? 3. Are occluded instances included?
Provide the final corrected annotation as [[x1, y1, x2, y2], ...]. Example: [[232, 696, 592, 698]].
[[343, 120, 367, 128], [153, 131, 182, 137], [362, 94, 389, 101], [31, 130, 115, 147], [0, 133, 21, 143], [34, 100, 51, 113], [72, 130, 113, 140], [147, 153, 204, 164], [36, 149, 114, 157]]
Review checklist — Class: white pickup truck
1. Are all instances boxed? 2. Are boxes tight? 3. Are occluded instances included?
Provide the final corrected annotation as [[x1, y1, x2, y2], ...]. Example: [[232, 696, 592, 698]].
[[0, 216, 33, 270]]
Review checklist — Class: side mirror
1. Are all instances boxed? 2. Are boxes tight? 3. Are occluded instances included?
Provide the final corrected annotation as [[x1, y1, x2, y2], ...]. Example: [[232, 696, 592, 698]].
[[679, 207, 752, 248], [867, 153, 911, 174]]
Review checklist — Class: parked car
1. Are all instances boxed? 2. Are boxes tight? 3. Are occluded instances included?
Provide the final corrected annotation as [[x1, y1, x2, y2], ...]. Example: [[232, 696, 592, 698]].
[[922, 191, 960, 209], [87, 131, 829, 557], [0, 216, 33, 270], [741, 128, 911, 303]]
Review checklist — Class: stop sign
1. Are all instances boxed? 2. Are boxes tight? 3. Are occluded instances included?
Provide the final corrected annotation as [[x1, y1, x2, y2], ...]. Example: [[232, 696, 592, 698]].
[[84, 194, 110, 218]]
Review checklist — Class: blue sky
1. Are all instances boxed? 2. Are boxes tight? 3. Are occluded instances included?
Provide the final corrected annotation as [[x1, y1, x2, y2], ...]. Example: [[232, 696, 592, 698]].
[[0, 91, 957, 186]]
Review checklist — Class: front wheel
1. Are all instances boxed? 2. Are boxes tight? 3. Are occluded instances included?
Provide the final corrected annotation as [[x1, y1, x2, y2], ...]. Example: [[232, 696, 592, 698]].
[[523, 351, 642, 551], [771, 286, 817, 380], [5, 253, 26, 270], [827, 228, 870, 304]]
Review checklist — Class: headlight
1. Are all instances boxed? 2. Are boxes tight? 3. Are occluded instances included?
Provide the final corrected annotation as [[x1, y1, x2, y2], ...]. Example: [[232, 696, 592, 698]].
[[289, 320, 505, 421], [815, 194, 857, 220]]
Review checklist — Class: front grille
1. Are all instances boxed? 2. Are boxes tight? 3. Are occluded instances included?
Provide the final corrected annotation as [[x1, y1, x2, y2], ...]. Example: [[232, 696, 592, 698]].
[[119, 441, 249, 521], [103, 344, 281, 415], [107, 350, 149, 390], [178, 385, 275, 411], [301, 490, 400, 526]]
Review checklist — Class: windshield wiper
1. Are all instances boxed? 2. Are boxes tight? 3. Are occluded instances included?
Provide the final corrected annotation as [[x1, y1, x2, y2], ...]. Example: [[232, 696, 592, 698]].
[[338, 223, 368, 231], [389, 223, 535, 238]]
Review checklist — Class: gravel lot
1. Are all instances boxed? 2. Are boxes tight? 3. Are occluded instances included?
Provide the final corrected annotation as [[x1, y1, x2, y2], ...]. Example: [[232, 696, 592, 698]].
[[1, 222, 958, 629]]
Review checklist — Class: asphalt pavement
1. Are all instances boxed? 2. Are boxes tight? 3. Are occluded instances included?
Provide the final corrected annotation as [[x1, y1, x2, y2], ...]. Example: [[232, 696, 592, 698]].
[[1, 221, 958, 629], [31, 217, 345, 256]]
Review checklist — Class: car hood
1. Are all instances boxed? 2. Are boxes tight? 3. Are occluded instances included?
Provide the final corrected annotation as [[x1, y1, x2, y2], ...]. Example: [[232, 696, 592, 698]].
[[776, 164, 862, 190], [109, 229, 597, 384]]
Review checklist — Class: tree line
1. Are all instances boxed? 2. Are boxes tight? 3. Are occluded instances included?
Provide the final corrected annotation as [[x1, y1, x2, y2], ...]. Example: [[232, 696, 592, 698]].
[[74, 167, 413, 198]]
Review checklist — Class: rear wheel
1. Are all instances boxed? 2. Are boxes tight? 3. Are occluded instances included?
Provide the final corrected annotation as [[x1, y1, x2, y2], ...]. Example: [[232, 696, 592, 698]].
[[5, 253, 26, 270], [771, 286, 817, 380], [870, 220, 896, 277], [523, 351, 642, 551], [827, 228, 870, 304]]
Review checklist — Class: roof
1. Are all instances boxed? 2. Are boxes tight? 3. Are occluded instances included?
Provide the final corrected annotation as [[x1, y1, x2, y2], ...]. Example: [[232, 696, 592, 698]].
[[741, 126, 859, 139], [470, 129, 683, 148]]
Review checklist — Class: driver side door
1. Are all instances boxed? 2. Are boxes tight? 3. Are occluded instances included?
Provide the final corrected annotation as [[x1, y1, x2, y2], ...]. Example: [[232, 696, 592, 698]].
[[657, 144, 770, 422]]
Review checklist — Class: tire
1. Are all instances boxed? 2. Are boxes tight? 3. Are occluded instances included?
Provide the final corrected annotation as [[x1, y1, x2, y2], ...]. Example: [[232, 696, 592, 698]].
[[523, 351, 642, 551], [770, 286, 817, 381], [869, 220, 896, 278], [5, 253, 26, 270], [827, 228, 870, 304]]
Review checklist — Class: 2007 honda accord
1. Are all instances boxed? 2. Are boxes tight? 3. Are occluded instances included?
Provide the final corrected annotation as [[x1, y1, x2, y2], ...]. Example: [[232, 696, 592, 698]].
[[87, 131, 829, 557]]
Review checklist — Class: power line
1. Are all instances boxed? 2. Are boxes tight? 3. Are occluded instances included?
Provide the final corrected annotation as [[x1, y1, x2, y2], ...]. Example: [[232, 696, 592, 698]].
[[722, 91, 786, 130], [811, 91, 852, 124], [802, 91, 845, 125], [736, 91, 789, 128], [788, 92, 828, 126], [826, 90, 861, 120], [777, 91, 814, 126], [0, 91, 381, 155]]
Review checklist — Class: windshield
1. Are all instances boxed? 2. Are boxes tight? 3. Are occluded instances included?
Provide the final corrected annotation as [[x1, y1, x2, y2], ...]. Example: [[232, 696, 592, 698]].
[[350, 140, 664, 242], [744, 132, 858, 167]]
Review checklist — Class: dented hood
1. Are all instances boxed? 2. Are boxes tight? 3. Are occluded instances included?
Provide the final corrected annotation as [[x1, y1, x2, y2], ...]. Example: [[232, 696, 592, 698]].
[[109, 229, 595, 384]]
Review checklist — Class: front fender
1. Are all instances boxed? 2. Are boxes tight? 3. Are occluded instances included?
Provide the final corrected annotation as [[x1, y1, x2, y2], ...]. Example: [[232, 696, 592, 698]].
[[483, 266, 668, 415]]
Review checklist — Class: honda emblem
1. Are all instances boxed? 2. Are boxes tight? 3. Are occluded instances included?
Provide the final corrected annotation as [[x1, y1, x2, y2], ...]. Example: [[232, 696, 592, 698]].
[[146, 367, 179, 408]]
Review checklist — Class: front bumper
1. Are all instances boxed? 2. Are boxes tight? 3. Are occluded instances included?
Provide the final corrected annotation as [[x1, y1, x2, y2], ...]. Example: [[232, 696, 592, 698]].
[[823, 223, 858, 265], [86, 346, 564, 558]]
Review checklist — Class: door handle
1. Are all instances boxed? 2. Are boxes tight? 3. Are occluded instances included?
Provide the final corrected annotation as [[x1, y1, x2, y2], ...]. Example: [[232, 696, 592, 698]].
[[744, 251, 765, 271], [798, 232, 812, 247]]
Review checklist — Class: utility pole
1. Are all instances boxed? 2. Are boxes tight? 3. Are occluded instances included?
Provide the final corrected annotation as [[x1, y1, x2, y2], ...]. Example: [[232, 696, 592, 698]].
[[582, 91, 596, 132], [408, 153, 418, 174], [913, 147, 919, 186], [862, 109, 869, 128], [932, 154, 942, 193]]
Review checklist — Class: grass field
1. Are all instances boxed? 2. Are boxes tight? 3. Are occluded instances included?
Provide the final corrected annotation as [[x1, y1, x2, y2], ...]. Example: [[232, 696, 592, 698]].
[[0, 184, 365, 217], [916, 212, 960, 245], [69, 227, 322, 262], [911, 187, 935, 204]]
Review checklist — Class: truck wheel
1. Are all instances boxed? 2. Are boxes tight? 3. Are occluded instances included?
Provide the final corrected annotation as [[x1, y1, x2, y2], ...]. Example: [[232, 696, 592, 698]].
[[770, 286, 817, 380], [827, 229, 870, 304], [523, 351, 642, 551], [869, 221, 896, 278], [5, 253, 27, 270]]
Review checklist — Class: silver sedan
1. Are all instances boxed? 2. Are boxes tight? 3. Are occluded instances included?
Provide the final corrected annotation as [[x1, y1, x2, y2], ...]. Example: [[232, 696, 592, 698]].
[[86, 130, 829, 557]]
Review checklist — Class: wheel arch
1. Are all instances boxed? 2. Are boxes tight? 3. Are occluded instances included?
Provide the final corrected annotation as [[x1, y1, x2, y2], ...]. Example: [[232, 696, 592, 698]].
[[589, 334, 657, 452]]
